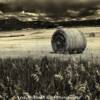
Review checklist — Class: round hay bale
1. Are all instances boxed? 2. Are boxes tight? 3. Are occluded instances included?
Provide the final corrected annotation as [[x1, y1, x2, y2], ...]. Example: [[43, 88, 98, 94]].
[[89, 32, 95, 37], [51, 28, 87, 54]]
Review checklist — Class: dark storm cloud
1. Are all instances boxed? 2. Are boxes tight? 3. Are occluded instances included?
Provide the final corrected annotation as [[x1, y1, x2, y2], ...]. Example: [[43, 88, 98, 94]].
[[0, 0, 100, 17], [1, 0, 100, 8]]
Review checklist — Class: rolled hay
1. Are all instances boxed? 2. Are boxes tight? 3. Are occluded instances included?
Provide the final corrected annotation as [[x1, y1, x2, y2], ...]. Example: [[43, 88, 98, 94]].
[[89, 32, 95, 37], [51, 28, 87, 54]]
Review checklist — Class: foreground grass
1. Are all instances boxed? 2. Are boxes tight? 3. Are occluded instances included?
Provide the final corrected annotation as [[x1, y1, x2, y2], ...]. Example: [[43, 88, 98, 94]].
[[0, 56, 99, 100]]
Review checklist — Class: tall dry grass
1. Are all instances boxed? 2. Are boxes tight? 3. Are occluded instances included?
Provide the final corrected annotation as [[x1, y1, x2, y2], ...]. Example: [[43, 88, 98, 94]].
[[0, 56, 99, 99]]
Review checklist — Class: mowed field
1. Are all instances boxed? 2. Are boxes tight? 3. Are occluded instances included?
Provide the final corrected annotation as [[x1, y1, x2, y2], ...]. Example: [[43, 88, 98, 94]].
[[0, 27, 100, 58]]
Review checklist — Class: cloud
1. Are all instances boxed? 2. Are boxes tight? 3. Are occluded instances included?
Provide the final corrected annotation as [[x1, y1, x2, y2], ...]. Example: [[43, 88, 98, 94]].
[[0, 0, 100, 17]]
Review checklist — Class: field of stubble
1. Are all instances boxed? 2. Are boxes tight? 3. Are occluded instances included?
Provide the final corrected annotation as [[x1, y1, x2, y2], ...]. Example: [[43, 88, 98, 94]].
[[0, 27, 100, 100], [0, 27, 99, 59]]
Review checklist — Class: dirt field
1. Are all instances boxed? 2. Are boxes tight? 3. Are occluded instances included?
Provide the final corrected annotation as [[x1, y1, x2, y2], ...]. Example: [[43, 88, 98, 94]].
[[0, 27, 100, 58]]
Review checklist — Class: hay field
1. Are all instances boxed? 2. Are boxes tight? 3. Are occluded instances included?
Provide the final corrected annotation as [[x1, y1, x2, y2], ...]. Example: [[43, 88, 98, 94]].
[[0, 27, 100, 99], [0, 27, 100, 58]]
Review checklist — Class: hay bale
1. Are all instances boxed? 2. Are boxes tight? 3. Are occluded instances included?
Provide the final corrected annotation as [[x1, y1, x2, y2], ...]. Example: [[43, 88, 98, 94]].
[[89, 32, 95, 37], [51, 28, 87, 54]]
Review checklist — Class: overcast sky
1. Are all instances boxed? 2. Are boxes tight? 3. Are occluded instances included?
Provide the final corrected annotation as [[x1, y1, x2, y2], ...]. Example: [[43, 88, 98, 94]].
[[0, 0, 100, 15], [0, 0, 100, 4]]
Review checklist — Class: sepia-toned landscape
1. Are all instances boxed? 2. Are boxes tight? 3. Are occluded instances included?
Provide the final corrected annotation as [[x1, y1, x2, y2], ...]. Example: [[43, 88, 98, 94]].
[[0, 0, 100, 100]]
